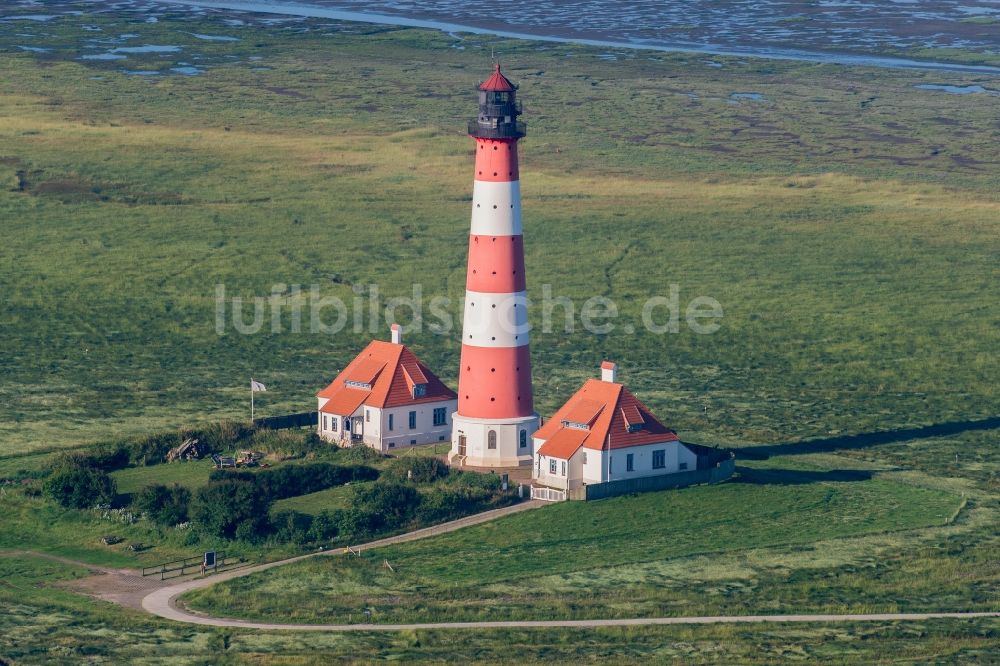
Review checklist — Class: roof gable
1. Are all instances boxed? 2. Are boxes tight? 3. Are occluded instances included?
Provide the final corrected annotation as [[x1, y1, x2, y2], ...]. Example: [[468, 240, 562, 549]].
[[317, 339, 456, 412], [535, 377, 678, 451]]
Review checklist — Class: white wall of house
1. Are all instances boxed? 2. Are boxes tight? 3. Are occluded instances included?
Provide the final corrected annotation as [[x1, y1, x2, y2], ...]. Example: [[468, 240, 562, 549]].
[[378, 399, 457, 452], [589, 440, 696, 483], [317, 407, 361, 445], [533, 439, 697, 488], [533, 448, 584, 490]]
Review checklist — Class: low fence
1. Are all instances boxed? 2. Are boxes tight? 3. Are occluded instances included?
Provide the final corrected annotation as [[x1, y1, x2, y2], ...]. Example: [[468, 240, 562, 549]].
[[530, 486, 567, 502], [569, 456, 736, 502], [253, 411, 317, 430], [141, 551, 242, 580]]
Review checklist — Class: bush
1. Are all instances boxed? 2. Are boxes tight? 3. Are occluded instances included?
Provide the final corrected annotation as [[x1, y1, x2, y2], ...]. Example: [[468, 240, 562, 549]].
[[337, 444, 384, 463], [384, 457, 449, 484], [351, 482, 421, 525], [191, 479, 269, 540], [133, 483, 191, 526], [209, 463, 379, 501], [414, 488, 467, 523], [308, 509, 341, 542], [44, 464, 117, 509], [271, 510, 314, 544]]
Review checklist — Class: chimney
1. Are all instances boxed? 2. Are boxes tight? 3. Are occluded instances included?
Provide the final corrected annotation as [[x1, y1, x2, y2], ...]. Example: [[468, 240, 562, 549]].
[[600, 361, 617, 383], [390, 323, 402, 345]]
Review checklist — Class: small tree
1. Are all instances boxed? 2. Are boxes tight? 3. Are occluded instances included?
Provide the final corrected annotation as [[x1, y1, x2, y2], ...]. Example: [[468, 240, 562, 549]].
[[134, 483, 191, 526], [191, 479, 268, 539], [44, 464, 117, 509], [351, 482, 421, 526]]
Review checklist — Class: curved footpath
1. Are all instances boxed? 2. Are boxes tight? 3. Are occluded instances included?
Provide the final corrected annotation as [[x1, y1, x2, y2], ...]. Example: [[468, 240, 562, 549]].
[[139, 500, 1000, 632]]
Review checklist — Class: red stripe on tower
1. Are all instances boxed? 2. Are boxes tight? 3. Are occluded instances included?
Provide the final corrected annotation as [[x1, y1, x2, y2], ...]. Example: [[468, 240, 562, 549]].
[[450, 64, 539, 468]]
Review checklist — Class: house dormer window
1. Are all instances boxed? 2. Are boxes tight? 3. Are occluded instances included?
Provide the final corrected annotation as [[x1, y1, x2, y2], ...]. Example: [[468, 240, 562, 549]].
[[412, 383, 427, 398], [627, 423, 644, 433], [345, 380, 371, 390], [562, 420, 590, 431]]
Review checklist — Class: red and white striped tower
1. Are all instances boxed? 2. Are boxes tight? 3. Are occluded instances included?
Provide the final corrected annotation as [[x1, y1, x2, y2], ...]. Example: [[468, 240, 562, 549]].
[[450, 64, 538, 468]]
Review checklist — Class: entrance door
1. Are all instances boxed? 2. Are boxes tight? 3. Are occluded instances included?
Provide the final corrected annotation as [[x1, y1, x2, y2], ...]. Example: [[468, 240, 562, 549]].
[[458, 435, 467, 457]]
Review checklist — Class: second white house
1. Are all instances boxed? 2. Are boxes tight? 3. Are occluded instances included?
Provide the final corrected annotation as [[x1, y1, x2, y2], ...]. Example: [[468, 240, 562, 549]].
[[316, 325, 458, 452]]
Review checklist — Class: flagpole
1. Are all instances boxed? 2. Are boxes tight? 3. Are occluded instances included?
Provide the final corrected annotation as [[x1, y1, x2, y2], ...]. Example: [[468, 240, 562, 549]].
[[251, 378, 254, 422]]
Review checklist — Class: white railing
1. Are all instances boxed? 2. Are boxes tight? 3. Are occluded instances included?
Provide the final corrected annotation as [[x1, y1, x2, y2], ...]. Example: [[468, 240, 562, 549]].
[[530, 486, 567, 502]]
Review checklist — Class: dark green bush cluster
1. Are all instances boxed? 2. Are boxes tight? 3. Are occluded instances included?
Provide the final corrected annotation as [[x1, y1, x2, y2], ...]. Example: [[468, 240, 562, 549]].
[[294, 473, 518, 545], [44, 462, 117, 509], [191, 463, 379, 541], [133, 483, 191, 526], [208, 463, 379, 501], [191, 479, 270, 540]]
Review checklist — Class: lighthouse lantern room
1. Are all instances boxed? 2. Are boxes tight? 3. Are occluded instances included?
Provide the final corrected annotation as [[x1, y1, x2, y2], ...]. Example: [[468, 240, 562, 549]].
[[450, 64, 538, 468]]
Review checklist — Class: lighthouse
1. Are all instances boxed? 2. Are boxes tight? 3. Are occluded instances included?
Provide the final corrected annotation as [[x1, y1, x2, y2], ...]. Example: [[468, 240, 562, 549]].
[[450, 64, 538, 468]]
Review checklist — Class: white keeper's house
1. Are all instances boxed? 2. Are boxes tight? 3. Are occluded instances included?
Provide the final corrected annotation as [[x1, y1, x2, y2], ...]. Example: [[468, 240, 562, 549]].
[[316, 325, 458, 452], [532, 361, 697, 497]]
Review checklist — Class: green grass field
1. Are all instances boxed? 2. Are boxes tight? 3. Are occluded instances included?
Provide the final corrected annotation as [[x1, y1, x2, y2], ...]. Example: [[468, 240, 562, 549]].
[[2, 5, 998, 664], [183, 457, 986, 624]]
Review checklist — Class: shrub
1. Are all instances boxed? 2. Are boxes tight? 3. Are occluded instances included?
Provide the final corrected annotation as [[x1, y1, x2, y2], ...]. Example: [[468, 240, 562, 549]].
[[337, 444, 384, 463], [208, 463, 378, 501], [191, 479, 269, 540], [270, 510, 314, 544], [414, 488, 467, 523], [44, 464, 117, 509], [133, 483, 191, 526], [384, 457, 449, 484], [350, 482, 421, 525], [338, 507, 384, 540], [308, 509, 341, 541]]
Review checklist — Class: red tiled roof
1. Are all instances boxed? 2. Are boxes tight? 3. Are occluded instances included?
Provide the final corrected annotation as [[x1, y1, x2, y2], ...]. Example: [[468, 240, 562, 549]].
[[347, 358, 386, 385], [319, 387, 369, 416], [534, 378, 679, 453], [317, 340, 456, 412], [563, 398, 604, 426], [537, 427, 589, 459], [479, 63, 516, 92]]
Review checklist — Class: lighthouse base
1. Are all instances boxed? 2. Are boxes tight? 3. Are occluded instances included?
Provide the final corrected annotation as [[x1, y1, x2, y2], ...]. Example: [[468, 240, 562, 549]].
[[449, 413, 539, 469]]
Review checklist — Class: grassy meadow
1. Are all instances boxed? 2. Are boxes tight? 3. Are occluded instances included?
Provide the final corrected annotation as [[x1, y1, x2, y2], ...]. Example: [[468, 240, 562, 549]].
[[0, 8, 997, 457], [1, 5, 998, 663], [2, 557, 997, 665]]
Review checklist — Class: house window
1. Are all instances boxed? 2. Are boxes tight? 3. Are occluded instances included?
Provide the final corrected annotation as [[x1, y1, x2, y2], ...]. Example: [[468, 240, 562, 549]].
[[323, 415, 327, 430], [626, 453, 634, 472], [679, 462, 688, 470], [388, 414, 394, 431], [409, 411, 417, 429], [365, 409, 370, 423], [561, 461, 566, 476], [331, 417, 338, 432], [549, 458, 557, 474], [652, 450, 665, 469], [413, 384, 426, 399], [519, 430, 527, 448], [582, 452, 587, 464], [433, 407, 447, 426], [488, 430, 497, 449]]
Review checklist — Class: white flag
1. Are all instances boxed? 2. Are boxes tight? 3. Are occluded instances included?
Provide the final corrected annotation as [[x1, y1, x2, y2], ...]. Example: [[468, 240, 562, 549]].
[[250, 380, 267, 392]]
